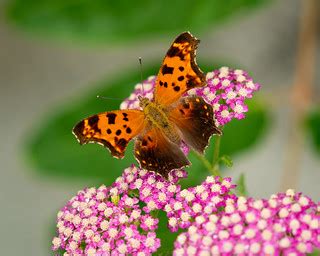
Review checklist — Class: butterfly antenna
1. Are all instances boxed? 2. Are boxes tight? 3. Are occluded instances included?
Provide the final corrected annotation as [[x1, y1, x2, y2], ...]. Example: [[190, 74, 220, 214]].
[[139, 57, 145, 96], [96, 95, 123, 101]]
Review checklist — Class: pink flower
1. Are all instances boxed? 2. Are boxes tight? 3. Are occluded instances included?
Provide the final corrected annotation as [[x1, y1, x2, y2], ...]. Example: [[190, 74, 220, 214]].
[[52, 165, 187, 255], [173, 189, 320, 255], [164, 176, 237, 232], [216, 105, 234, 126], [113, 165, 187, 212], [230, 99, 248, 120]]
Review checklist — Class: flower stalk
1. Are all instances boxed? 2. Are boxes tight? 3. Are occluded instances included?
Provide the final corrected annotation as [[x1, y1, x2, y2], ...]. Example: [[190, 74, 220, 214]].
[[211, 134, 222, 176]]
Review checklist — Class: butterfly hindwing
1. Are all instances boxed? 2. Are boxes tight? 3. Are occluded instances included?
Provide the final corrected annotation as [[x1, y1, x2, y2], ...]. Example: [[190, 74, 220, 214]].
[[134, 127, 190, 178], [73, 110, 145, 158], [169, 96, 222, 153], [154, 32, 206, 106]]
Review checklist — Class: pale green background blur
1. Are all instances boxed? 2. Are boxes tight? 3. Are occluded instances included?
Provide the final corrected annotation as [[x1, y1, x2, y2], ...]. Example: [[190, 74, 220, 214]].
[[0, 0, 319, 255]]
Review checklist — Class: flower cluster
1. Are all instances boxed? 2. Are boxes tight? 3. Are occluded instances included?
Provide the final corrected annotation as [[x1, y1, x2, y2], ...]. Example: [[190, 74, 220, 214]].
[[173, 189, 320, 255], [52, 185, 160, 255], [52, 165, 187, 255], [165, 176, 237, 232], [112, 167, 237, 233], [112, 165, 187, 213], [120, 67, 260, 126], [52, 164, 320, 255], [191, 67, 260, 126]]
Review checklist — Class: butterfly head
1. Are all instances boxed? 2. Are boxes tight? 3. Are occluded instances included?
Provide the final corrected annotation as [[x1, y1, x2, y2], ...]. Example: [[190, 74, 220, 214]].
[[138, 95, 151, 109]]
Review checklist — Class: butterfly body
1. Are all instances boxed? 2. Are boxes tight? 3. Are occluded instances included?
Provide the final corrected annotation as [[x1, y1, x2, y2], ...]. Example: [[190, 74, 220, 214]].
[[73, 32, 221, 178], [139, 96, 180, 145]]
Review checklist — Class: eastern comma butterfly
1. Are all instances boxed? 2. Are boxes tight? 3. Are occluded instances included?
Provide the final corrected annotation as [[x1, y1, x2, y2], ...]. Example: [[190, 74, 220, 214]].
[[73, 32, 222, 178]]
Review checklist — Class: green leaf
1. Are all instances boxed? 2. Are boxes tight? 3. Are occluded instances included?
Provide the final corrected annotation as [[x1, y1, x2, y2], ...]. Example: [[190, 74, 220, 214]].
[[236, 173, 248, 196], [306, 109, 320, 155], [220, 99, 268, 156], [6, 0, 268, 44], [219, 154, 233, 168], [307, 250, 320, 256]]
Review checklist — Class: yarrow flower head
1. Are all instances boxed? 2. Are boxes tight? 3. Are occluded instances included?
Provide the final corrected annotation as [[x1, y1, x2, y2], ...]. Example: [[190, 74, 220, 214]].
[[165, 176, 237, 232], [52, 165, 320, 255], [52, 184, 160, 255], [120, 67, 260, 126], [112, 165, 187, 212], [173, 189, 320, 255], [52, 165, 187, 255]]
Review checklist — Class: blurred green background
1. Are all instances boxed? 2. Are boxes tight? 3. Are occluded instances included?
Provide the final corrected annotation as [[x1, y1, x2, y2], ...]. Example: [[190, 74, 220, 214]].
[[1, 0, 319, 255]]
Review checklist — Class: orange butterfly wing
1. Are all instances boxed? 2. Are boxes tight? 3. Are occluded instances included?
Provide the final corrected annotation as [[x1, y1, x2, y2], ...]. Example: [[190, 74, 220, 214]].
[[169, 96, 222, 153], [154, 32, 206, 106], [73, 110, 145, 159], [134, 127, 190, 178]]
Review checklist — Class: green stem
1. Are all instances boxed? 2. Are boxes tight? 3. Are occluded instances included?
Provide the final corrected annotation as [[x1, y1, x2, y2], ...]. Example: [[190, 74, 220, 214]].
[[151, 209, 159, 218], [193, 151, 212, 171], [212, 135, 221, 165], [210, 164, 220, 177], [212, 135, 222, 176], [193, 151, 220, 176]]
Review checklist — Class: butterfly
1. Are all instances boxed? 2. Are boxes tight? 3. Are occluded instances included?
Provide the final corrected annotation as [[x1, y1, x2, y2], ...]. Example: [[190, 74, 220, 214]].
[[73, 32, 222, 178]]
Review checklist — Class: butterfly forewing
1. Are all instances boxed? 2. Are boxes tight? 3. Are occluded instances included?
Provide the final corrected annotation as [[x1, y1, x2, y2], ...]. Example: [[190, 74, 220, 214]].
[[73, 110, 145, 158], [154, 32, 206, 106], [169, 96, 222, 153]]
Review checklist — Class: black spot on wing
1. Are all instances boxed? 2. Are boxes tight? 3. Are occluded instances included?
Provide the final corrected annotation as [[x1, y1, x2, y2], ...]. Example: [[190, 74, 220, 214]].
[[178, 76, 184, 81], [122, 113, 129, 121], [87, 115, 101, 133], [106, 129, 112, 134], [106, 113, 117, 124], [162, 64, 174, 75], [116, 129, 122, 136], [174, 86, 180, 92], [88, 115, 99, 126], [126, 127, 132, 134], [186, 75, 199, 88], [167, 46, 185, 60]]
